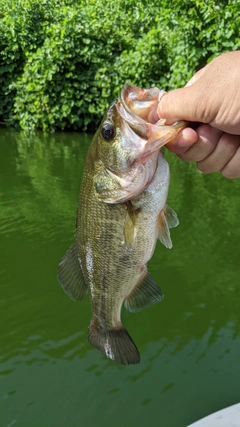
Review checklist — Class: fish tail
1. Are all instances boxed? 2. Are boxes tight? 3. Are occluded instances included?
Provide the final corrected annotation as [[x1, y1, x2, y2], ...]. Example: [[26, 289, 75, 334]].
[[88, 318, 140, 365]]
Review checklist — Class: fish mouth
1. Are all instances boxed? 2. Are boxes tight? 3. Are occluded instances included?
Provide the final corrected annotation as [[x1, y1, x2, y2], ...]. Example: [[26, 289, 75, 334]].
[[118, 84, 187, 155], [120, 84, 164, 122]]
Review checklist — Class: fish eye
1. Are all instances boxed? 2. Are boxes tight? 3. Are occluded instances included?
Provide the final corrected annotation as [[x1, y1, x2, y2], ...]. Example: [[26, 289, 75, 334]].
[[101, 124, 115, 142]]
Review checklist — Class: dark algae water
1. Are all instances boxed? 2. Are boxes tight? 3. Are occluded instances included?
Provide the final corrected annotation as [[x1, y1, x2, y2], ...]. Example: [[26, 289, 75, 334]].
[[1, 128, 240, 427]]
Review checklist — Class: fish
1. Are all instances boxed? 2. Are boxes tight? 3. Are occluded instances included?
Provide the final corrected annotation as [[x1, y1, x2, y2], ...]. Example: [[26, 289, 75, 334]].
[[57, 84, 187, 365]]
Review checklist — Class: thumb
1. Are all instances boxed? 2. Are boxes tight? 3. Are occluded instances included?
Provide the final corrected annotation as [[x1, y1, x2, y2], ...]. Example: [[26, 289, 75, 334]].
[[157, 86, 203, 124]]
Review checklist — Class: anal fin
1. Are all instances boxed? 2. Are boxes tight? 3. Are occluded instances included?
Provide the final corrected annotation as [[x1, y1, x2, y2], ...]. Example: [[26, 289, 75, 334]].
[[124, 271, 164, 313], [57, 242, 88, 301]]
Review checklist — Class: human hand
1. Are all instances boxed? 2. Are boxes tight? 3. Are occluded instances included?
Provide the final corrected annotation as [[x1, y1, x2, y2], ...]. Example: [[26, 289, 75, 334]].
[[150, 51, 240, 178]]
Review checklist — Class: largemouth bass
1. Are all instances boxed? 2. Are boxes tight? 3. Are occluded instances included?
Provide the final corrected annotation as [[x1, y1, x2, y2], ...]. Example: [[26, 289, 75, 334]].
[[57, 85, 186, 365]]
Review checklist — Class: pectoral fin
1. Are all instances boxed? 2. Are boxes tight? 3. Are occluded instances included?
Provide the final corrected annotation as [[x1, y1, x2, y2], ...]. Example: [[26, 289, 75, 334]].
[[57, 242, 88, 301], [164, 205, 179, 228], [124, 271, 164, 312], [158, 210, 172, 249], [158, 205, 179, 249]]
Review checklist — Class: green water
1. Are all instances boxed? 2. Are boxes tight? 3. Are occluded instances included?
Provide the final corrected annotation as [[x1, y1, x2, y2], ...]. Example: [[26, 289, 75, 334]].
[[1, 128, 240, 427]]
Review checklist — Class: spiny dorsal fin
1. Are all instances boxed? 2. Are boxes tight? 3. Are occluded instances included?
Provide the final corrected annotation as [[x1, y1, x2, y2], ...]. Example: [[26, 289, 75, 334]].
[[158, 210, 173, 249], [57, 242, 88, 301], [124, 202, 138, 247], [164, 205, 179, 228], [124, 271, 164, 312]]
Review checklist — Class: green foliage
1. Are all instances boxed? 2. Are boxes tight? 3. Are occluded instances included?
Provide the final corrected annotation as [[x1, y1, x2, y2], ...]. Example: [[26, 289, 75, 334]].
[[0, 0, 240, 131]]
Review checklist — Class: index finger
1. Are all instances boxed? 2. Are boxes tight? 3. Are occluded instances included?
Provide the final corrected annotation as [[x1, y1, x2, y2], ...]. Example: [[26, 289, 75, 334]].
[[166, 127, 198, 154]]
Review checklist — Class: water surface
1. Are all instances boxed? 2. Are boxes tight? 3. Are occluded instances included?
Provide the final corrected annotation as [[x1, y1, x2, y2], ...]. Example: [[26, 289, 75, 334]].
[[1, 128, 240, 427]]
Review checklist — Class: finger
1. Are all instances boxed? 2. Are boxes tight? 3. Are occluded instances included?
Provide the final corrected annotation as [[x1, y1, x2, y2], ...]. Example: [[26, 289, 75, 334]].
[[149, 67, 206, 124], [221, 145, 240, 179], [148, 108, 159, 123], [157, 85, 203, 124], [177, 124, 222, 162], [197, 133, 240, 174], [185, 66, 206, 87], [166, 127, 198, 154]]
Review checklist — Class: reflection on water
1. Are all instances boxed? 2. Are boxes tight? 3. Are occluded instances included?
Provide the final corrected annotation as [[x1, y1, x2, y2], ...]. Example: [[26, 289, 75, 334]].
[[0, 130, 91, 238], [1, 129, 240, 427]]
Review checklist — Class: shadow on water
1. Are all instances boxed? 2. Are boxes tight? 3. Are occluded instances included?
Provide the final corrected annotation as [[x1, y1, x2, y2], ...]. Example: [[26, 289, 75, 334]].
[[1, 129, 240, 427]]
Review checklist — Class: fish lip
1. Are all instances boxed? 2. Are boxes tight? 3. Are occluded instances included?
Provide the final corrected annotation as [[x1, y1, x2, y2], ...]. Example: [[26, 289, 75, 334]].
[[120, 84, 166, 126], [120, 85, 140, 121], [120, 84, 159, 125], [119, 85, 188, 153]]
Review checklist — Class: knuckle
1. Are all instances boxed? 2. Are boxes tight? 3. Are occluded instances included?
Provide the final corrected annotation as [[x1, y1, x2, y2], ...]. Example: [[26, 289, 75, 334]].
[[221, 167, 239, 179], [197, 161, 208, 173], [177, 153, 192, 162], [221, 169, 234, 179], [197, 160, 213, 174], [220, 134, 239, 150], [178, 149, 204, 163], [177, 154, 189, 162]]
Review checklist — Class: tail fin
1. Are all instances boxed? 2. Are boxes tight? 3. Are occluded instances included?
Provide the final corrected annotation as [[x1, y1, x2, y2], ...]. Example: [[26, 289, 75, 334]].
[[88, 318, 140, 365]]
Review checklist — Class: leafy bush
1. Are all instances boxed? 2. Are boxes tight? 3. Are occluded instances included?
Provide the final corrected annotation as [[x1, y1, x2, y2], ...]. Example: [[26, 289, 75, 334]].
[[0, 0, 239, 131], [0, 0, 65, 124]]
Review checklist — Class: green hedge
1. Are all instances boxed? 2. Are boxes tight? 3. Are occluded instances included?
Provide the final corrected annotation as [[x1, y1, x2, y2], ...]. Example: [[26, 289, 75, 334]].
[[0, 0, 240, 131]]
